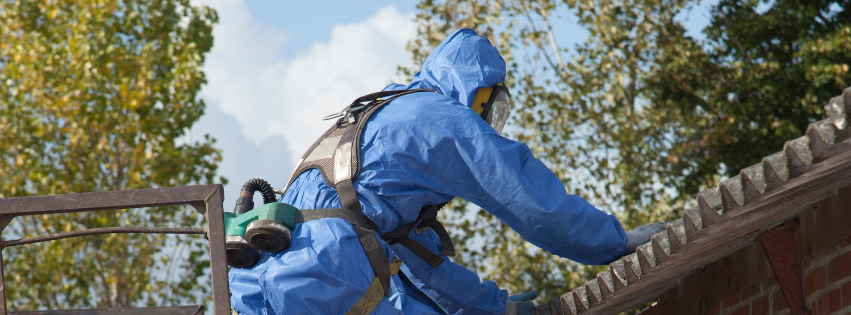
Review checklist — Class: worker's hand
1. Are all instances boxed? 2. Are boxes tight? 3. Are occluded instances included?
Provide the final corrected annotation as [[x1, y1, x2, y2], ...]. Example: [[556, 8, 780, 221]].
[[625, 222, 667, 254], [506, 290, 537, 315]]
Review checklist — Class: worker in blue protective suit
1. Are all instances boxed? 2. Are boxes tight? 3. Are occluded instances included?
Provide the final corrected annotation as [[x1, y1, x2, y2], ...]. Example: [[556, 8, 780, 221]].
[[228, 28, 665, 315]]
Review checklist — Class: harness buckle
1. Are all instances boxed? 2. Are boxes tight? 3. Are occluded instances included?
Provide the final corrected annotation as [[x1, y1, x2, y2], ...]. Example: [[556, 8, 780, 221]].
[[389, 258, 403, 275], [322, 102, 372, 122], [414, 223, 432, 234]]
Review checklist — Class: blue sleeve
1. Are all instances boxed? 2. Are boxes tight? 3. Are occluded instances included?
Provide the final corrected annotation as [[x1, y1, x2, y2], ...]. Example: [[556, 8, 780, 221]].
[[387, 101, 628, 265]]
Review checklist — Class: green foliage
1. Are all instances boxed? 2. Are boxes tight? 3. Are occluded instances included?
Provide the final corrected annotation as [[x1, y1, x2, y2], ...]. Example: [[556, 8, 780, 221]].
[[407, 0, 849, 310], [649, 0, 851, 194], [0, 0, 221, 310]]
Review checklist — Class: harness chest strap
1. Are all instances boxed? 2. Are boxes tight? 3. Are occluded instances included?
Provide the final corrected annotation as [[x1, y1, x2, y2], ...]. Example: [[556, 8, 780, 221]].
[[293, 208, 404, 277], [293, 208, 395, 293]]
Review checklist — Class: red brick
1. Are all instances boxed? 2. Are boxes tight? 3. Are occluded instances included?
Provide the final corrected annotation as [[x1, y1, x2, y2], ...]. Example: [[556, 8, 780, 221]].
[[752, 295, 769, 315], [741, 283, 762, 301], [723, 293, 741, 309], [806, 266, 827, 296], [764, 277, 779, 289], [731, 304, 749, 315], [843, 281, 851, 308], [841, 235, 851, 248], [804, 259, 816, 272], [773, 289, 789, 311], [828, 251, 851, 283], [706, 303, 720, 315], [817, 288, 842, 315]]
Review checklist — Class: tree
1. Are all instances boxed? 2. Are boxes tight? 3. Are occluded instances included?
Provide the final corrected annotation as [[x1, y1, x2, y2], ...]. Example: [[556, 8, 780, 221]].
[[0, 0, 221, 310], [405, 0, 849, 308], [648, 0, 851, 193]]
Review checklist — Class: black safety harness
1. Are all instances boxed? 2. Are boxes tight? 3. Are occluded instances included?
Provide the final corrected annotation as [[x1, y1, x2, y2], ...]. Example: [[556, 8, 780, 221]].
[[284, 89, 457, 314]]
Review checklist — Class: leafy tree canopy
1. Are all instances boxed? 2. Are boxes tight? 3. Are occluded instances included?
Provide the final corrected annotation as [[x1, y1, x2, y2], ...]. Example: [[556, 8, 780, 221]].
[[0, 0, 221, 310]]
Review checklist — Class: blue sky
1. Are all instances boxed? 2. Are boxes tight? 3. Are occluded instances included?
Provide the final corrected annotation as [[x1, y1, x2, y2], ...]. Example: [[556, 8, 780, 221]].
[[244, 1, 419, 57], [187, 0, 718, 209], [188, 0, 419, 208]]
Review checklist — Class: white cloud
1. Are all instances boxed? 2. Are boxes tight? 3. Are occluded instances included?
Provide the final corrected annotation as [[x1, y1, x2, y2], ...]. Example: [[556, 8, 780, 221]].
[[198, 1, 416, 168]]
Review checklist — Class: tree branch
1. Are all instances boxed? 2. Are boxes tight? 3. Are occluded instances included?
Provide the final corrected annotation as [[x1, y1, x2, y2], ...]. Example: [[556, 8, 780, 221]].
[[539, 6, 565, 71]]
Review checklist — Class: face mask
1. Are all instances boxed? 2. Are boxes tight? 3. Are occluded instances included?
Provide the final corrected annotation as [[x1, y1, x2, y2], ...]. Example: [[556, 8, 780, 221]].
[[471, 83, 511, 134]]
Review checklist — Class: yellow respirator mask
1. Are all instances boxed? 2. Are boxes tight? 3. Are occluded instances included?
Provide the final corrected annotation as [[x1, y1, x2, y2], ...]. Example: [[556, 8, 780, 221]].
[[470, 83, 510, 134]]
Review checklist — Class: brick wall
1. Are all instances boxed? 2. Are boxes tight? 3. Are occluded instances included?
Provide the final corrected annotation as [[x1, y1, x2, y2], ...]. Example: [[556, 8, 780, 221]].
[[801, 236, 851, 315], [631, 187, 851, 315], [635, 234, 851, 315], [705, 278, 787, 315], [636, 278, 788, 315]]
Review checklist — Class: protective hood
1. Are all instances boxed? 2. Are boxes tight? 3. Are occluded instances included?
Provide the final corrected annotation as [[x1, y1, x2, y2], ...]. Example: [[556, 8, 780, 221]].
[[406, 28, 506, 108]]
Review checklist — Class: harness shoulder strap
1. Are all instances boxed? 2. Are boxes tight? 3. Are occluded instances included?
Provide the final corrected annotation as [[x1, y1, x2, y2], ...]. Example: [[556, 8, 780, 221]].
[[285, 89, 435, 192], [285, 89, 435, 302], [352, 225, 392, 298], [286, 88, 458, 289]]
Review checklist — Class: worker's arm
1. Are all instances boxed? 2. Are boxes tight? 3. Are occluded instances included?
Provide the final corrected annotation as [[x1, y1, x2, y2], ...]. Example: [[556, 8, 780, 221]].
[[452, 132, 628, 264], [388, 99, 628, 265]]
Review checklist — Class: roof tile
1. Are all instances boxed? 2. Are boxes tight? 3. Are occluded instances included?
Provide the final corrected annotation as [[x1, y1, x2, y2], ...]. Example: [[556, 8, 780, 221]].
[[540, 87, 851, 314]]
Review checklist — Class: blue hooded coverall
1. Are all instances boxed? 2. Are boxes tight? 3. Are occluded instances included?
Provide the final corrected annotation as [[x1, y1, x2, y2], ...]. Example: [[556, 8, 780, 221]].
[[228, 29, 629, 315]]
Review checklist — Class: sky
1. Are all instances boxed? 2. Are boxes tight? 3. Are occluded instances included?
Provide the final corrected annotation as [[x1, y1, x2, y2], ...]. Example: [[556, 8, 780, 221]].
[[185, 0, 718, 209], [186, 1, 419, 207]]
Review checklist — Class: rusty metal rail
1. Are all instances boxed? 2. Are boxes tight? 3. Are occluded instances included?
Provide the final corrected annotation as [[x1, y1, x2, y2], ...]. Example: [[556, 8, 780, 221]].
[[9, 305, 204, 315], [3, 227, 205, 247], [0, 185, 230, 315]]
